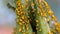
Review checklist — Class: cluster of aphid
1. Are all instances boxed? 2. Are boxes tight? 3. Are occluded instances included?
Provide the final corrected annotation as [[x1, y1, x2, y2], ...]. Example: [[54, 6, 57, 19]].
[[14, 0, 60, 34]]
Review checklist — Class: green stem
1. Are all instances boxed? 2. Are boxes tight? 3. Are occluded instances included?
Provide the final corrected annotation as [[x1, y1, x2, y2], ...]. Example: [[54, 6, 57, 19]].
[[14, 0, 33, 34], [33, 0, 50, 34]]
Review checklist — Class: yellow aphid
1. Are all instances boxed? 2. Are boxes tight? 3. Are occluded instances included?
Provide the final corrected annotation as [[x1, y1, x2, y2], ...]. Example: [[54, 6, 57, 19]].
[[22, 16, 25, 20], [54, 22, 58, 26], [47, 18, 50, 22], [22, 5, 25, 9], [19, 28, 22, 32], [38, 0, 41, 3], [16, 1, 21, 6], [22, 21, 25, 24], [40, 13, 43, 16], [20, 19, 23, 22], [19, 6, 22, 9], [27, 20, 29, 23], [56, 27, 60, 31], [48, 10, 53, 16], [31, 2, 34, 6], [43, 1, 50, 9], [17, 11, 20, 13], [16, 0, 20, 4], [26, 27, 29, 30], [20, 12, 23, 14], [43, 13, 47, 17], [25, 0, 28, 2], [16, 8, 18, 11], [26, 20, 29, 24], [53, 30, 56, 33], [48, 31, 53, 34], [21, 5, 24, 8], [28, 16, 30, 18], [52, 15, 56, 21], [19, 22, 22, 25], [17, 12, 21, 15], [36, 20, 39, 23]]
